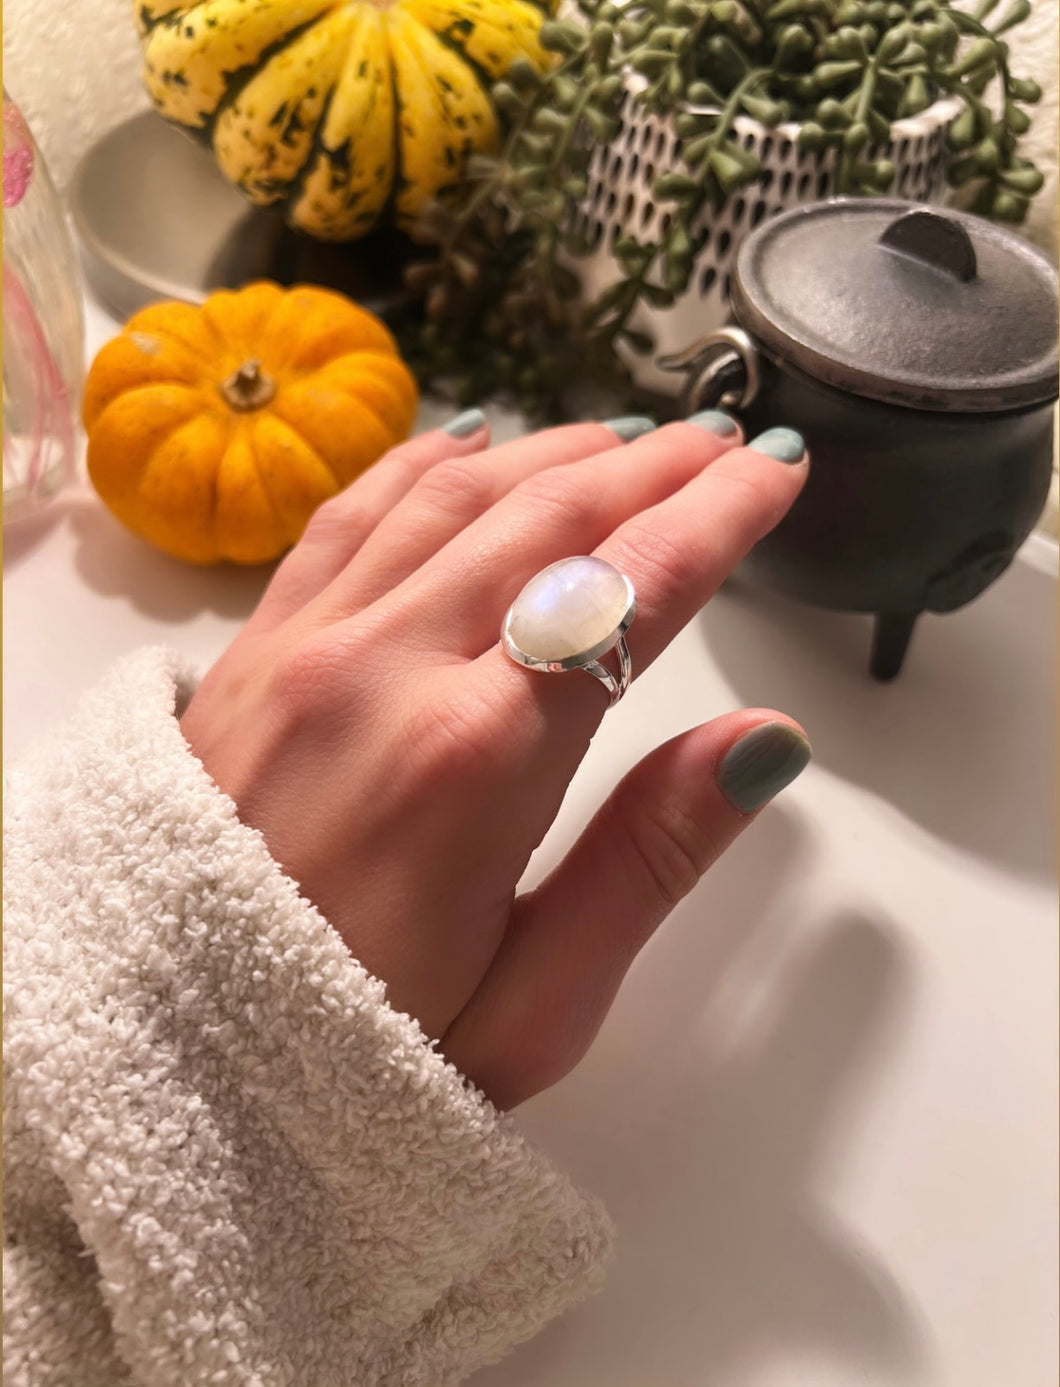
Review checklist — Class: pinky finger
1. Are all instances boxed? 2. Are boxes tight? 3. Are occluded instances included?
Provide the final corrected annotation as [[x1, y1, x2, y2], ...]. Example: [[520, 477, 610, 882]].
[[443, 712, 811, 1109], [247, 412, 490, 633]]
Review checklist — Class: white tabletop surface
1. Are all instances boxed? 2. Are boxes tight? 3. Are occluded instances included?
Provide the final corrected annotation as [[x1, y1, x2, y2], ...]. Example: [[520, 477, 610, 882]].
[[5, 294, 1058, 1387]]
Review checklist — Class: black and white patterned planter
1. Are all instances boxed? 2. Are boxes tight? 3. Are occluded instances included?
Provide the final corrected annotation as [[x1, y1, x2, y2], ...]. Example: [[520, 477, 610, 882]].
[[572, 88, 962, 394]]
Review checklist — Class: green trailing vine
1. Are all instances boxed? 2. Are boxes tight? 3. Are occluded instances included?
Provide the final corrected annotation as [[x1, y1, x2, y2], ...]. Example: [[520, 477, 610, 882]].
[[391, 0, 1043, 420]]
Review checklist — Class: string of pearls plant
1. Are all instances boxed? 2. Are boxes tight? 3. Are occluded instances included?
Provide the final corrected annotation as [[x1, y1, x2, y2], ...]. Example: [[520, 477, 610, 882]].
[[392, 0, 1043, 420]]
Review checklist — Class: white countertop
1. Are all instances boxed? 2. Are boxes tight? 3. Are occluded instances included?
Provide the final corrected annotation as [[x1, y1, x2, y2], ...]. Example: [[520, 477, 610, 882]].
[[5, 295, 1058, 1387]]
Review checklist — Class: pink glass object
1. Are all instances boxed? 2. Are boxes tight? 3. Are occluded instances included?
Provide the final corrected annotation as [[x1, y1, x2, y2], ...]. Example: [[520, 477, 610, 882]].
[[3, 93, 85, 523]]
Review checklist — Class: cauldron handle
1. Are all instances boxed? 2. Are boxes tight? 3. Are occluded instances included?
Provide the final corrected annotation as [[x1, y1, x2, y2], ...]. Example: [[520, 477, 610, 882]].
[[662, 334, 924, 684], [870, 612, 920, 681], [658, 328, 761, 415]]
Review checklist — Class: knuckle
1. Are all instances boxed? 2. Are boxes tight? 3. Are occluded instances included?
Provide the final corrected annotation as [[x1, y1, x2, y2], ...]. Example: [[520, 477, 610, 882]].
[[413, 458, 496, 520], [263, 624, 381, 723], [621, 797, 714, 913], [611, 523, 696, 603], [265, 640, 341, 715], [515, 467, 602, 532], [373, 443, 427, 495], [301, 489, 369, 547]]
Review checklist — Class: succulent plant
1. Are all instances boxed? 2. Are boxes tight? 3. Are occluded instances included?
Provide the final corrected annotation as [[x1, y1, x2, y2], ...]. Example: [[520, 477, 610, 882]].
[[392, 0, 1043, 420]]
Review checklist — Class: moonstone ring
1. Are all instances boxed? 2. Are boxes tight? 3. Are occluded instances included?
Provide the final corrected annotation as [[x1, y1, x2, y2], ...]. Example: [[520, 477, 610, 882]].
[[501, 556, 637, 706]]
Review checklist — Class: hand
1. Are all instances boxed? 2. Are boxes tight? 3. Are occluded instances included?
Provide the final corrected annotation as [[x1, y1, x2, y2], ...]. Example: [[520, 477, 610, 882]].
[[180, 411, 810, 1108]]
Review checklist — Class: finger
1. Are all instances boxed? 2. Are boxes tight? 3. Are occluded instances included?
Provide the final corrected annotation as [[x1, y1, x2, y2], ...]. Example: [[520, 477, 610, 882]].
[[594, 427, 808, 669], [340, 414, 752, 655], [443, 712, 811, 1109], [246, 414, 490, 633], [312, 415, 706, 619], [467, 427, 809, 751]]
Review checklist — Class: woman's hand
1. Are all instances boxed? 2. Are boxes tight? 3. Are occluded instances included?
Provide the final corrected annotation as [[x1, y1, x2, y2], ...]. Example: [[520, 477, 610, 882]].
[[180, 410, 811, 1108]]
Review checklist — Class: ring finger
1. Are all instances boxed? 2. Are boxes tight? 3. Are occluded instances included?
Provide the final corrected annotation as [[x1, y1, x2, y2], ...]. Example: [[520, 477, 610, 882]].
[[474, 425, 809, 744]]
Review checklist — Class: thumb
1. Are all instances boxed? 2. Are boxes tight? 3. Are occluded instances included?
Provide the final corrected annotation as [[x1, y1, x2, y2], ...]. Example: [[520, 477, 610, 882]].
[[443, 712, 811, 1109]]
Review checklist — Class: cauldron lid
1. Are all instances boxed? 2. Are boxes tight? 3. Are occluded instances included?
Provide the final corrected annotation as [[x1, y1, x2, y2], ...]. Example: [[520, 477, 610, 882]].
[[730, 198, 1059, 412]]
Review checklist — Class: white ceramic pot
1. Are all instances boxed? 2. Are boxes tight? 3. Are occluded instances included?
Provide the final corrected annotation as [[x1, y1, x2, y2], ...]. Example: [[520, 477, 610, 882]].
[[572, 86, 962, 396]]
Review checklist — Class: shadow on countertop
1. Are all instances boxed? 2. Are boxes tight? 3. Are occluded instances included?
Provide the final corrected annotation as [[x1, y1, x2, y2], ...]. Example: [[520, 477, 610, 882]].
[[697, 559, 1057, 882], [473, 810, 928, 1387], [5, 488, 275, 623], [3, 494, 69, 569]]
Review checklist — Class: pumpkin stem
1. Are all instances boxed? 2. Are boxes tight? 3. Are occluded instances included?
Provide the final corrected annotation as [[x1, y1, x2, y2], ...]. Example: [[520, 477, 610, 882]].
[[221, 360, 277, 412]]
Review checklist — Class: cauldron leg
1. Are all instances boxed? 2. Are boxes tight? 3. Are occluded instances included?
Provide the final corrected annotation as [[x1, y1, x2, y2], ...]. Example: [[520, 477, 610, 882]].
[[870, 612, 919, 681]]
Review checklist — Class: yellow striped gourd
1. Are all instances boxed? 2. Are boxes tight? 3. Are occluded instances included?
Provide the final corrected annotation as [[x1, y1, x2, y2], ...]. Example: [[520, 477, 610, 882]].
[[136, 0, 557, 241]]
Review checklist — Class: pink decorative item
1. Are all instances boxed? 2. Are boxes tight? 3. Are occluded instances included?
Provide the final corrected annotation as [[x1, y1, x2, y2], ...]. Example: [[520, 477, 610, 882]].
[[3, 102, 35, 208], [3, 90, 84, 523]]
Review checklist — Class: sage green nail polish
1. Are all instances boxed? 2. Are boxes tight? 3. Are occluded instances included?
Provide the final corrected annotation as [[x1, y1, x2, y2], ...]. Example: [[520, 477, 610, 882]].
[[717, 722, 811, 813], [603, 416, 657, 441], [748, 426, 806, 463], [686, 409, 739, 436], [442, 408, 486, 437]]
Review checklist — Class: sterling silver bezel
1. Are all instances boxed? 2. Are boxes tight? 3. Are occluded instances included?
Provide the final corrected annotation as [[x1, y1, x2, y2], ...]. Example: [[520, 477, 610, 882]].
[[501, 570, 637, 672]]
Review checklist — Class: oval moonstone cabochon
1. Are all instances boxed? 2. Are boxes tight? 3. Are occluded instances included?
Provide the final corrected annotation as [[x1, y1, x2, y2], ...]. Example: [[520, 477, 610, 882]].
[[504, 556, 636, 664]]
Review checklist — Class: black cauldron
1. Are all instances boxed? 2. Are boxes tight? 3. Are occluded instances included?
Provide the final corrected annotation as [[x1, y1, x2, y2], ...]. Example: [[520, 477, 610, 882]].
[[663, 200, 1058, 679]]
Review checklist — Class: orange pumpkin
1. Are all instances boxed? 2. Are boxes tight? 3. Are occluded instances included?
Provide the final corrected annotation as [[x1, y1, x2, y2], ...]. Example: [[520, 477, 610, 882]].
[[83, 281, 418, 565]]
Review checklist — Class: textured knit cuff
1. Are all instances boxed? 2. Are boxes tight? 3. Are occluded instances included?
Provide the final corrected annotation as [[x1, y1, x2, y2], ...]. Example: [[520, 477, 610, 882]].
[[4, 647, 613, 1387]]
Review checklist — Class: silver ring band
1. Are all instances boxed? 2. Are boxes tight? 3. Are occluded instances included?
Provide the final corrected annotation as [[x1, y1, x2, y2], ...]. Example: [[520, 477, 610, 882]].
[[581, 634, 632, 707], [501, 556, 636, 709]]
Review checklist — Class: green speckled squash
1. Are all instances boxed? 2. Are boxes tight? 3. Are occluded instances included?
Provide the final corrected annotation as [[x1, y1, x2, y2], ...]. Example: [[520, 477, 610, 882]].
[[136, 0, 557, 241]]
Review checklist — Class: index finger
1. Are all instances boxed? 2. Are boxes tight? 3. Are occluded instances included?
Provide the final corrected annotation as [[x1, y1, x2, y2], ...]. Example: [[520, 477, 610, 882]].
[[246, 414, 491, 635]]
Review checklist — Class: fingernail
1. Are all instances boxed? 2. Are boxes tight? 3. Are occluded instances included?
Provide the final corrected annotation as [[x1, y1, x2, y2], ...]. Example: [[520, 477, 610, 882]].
[[717, 722, 812, 813], [686, 409, 739, 436], [603, 415, 657, 441], [747, 426, 806, 464], [442, 408, 487, 437]]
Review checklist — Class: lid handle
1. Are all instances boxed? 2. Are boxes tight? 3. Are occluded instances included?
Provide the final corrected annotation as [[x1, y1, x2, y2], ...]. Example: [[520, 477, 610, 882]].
[[878, 209, 977, 282]]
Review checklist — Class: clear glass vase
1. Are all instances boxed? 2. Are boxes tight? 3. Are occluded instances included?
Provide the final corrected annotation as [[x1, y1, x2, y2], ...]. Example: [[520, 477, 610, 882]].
[[3, 91, 85, 524]]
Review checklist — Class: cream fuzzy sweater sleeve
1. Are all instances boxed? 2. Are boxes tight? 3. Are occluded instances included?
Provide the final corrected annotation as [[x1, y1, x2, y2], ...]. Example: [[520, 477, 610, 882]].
[[3, 647, 614, 1387]]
